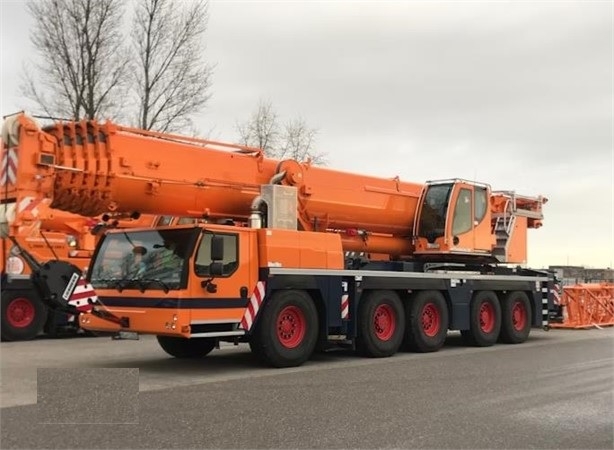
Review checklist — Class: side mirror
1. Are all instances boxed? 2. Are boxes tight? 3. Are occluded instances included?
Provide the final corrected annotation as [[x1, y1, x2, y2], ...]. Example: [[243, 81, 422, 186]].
[[209, 261, 224, 276], [210, 235, 224, 261]]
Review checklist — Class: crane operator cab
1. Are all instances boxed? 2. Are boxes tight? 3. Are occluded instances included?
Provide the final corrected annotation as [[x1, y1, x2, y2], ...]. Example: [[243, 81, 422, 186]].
[[413, 179, 545, 264], [413, 180, 495, 261]]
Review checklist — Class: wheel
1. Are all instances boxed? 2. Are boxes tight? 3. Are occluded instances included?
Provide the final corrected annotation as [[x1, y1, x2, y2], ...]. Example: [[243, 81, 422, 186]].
[[404, 290, 449, 352], [251, 290, 318, 368], [356, 290, 404, 358], [461, 291, 501, 347], [156, 336, 216, 358], [499, 291, 531, 344], [1, 290, 47, 341]]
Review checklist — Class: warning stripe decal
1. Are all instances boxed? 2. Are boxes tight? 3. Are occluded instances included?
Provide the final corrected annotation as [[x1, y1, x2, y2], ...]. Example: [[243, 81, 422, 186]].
[[341, 294, 349, 319], [67, 278, 98, 313], [239, 281, 266, 331], [0, 147, 17, 186], [16, 196, 43, 217]]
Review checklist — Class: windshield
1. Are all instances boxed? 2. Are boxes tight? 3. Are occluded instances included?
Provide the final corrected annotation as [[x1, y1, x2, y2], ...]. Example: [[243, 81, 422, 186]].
[[417, 184, 452, 243], [89, 228, 198, 290]]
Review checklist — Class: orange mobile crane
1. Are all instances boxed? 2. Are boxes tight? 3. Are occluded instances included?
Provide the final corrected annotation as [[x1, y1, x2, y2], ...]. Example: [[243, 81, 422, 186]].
[[0, 193, 99, 340], [1, 122, 188, 340], [4, 113, 557, 367]]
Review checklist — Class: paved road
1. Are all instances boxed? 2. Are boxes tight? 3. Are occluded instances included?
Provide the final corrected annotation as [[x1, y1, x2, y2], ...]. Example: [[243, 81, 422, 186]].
[[1, 329, 612, 449]]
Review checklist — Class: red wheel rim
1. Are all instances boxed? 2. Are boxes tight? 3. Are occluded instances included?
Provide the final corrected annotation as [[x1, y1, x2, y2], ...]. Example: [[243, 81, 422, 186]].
[[479, 301, 496, 333], [421, 302, 440, 337], [6, 297, 35, 328], [276, 306, 306, 349], [374, 304, 396, 341], [511, 300, 527, 331]]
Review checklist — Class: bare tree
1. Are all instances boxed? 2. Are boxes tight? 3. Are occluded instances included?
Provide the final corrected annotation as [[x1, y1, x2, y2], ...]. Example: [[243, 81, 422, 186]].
[[131, 0, 213, 132], [22, 0, 129, 120], [236, 100, 326, 164], [280, 117, 326, 165], [235, 100, 281, 153]]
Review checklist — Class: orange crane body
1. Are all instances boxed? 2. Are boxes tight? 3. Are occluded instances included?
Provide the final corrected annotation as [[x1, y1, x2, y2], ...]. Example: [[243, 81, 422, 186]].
[[18, 117, 422, 255], [3, 114, 557, 367]]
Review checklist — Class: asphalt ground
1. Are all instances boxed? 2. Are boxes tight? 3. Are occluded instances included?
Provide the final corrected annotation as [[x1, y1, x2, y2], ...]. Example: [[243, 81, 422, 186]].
[[1, 328, 613, 449]]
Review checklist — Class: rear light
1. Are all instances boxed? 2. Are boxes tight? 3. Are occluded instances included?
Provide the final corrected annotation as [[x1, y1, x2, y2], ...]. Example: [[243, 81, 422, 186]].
[[346, 228, 358, 237]]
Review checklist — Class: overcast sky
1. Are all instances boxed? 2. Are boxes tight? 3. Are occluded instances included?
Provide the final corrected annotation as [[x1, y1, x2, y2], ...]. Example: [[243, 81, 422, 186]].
[[1, 0, 612, 268]]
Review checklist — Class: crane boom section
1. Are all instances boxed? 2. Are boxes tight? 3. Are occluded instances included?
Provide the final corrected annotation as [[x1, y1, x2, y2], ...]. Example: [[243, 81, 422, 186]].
[[10, 114, 423, 238]]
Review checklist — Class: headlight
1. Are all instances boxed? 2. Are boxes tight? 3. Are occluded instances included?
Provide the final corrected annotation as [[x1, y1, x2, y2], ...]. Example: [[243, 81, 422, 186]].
[[66, 235, 77, 248]]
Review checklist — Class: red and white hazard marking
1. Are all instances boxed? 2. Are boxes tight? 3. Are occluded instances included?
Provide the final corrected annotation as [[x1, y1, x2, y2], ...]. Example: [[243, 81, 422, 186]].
[[17, 196, 43, 216], [240, 281, 266, 331], [67, 278, 98, 313], [0, 146, 17, 186], [341, 293, 349, 319], [551, 283, 561, 305]]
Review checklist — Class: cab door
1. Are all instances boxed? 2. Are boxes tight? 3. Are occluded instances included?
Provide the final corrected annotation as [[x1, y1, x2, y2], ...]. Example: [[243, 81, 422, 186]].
[[448, 182, 492, 254], [188, 228, 257, 324]]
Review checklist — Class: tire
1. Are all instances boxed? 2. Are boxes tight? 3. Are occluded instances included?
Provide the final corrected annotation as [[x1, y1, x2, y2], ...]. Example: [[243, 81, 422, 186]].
[[499, 291, 531, 344], [248, 330, 265, 360], [461, 291, 501, 347], [1, 290, 47, 341], [356, 290, 405, 358], [251, 290, 318, 368], [404, 290, 449, 352], [156, 336, 216, 358]]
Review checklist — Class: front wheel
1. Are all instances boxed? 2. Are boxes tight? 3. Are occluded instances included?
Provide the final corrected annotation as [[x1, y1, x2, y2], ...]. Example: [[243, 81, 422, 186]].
[[1, 290, 47, 341], [156, 336, 216, 358], [461, 291, 501, 347], [499, 291, 531, 344], [250, 290, 318, 368], [356, 290, 405, 358]]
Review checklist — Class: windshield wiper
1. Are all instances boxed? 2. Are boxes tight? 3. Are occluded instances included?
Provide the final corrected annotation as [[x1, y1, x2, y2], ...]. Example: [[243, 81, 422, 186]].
[[90, 278, 127, 291], [93, 277, 170, 293], [139, 278, 170, 293], [113, 278, 139, 292]]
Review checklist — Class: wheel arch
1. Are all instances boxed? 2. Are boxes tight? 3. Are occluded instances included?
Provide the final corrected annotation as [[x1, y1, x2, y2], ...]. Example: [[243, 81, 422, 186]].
[[305, 288, 328, 347], [249, 287, 324, 336]]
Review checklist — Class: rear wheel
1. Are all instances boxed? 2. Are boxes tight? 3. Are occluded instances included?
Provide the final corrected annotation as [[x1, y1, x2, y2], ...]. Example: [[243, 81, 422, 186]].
[[499, 291, 531, 344], [404, 290, 449, 352], [356, 290, 404, 358], [1, 290, 47, 341], [156, 336, 216, 358], [251, 290, 318, 368], [461, 291, 501, 347]]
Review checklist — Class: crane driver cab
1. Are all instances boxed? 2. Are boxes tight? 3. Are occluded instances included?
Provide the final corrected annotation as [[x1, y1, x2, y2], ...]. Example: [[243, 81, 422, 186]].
[[414, 180, 494, 260]]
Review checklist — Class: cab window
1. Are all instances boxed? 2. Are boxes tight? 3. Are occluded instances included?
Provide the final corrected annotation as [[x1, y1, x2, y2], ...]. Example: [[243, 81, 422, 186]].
[[417, 184, 452, 242], [177, 217, 198, 225], [474, 187, 488, 224], [156, 216, 173, 226], [194, 233, 238, 277], [452, 188, 473, 235]]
